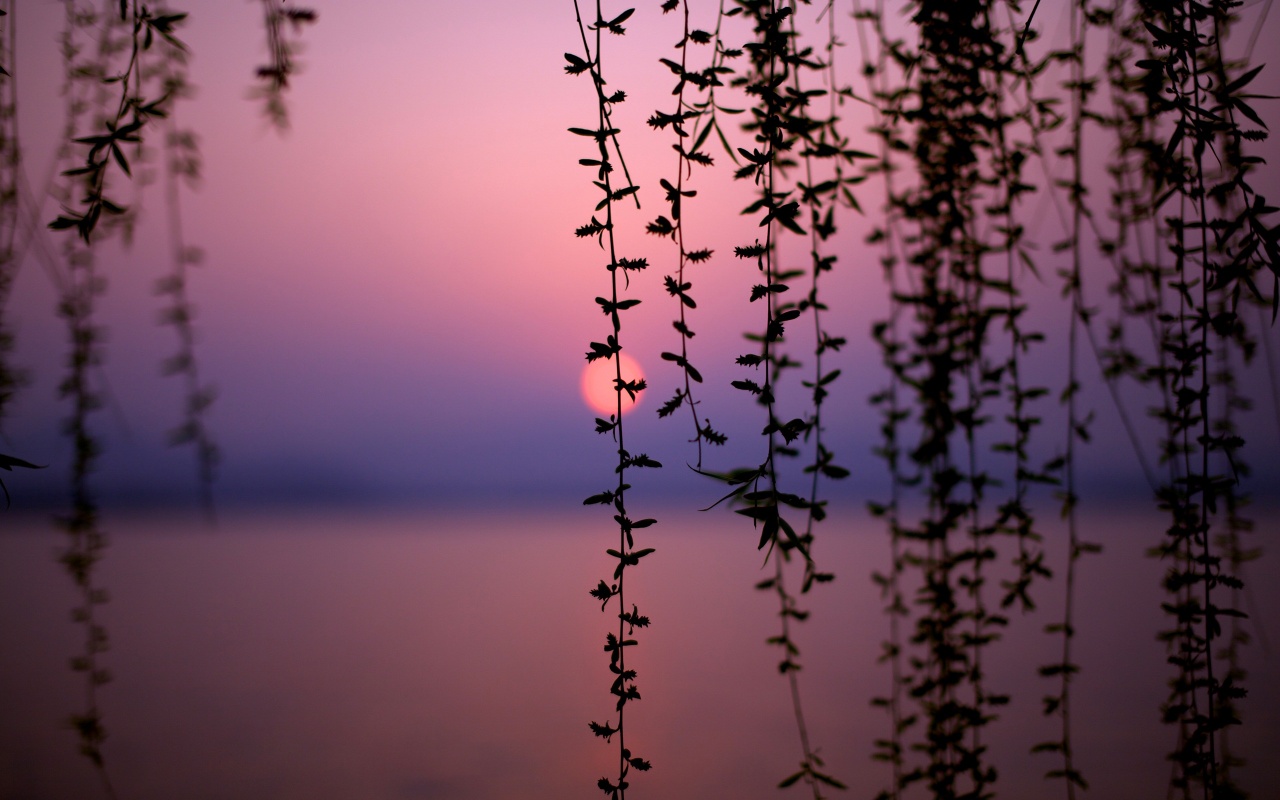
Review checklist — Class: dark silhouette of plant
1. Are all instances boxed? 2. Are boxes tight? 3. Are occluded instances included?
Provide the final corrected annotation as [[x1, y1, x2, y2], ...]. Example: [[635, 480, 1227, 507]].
[[151, 18, 218, 516], [712, 2, 843, 795], [1028, 2, 1101, 795], [1089, 3, 1273, 794], [783, 1, 857, 574], [1202, 41, 1270, 784], [2, 3, 1276, 800], [0, 2, 24, 430], [569, 3, 656, 797], [48, 3, 187, 244], [253, 0, 317, 130], [44, 4, 136, 791], [876, 3, 1023, 794], [650, 0, 727, 465], [855, 4, 915, 794], [17, 2, 317, 793], [777, 4, 860, 790], [16, 4, 1268, 799]]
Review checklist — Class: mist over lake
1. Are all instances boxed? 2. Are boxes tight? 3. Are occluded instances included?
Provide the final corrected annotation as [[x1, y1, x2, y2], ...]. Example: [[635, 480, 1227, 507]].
[[3, 505, 1277, 799]]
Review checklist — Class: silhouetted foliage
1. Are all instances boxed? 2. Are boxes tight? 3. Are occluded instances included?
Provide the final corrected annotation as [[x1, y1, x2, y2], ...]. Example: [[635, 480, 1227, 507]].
[[0, 2, 1274, 799], [1, 0, 316, 788], [565, 2, 1274, 799], [569, 2, 657, 796]]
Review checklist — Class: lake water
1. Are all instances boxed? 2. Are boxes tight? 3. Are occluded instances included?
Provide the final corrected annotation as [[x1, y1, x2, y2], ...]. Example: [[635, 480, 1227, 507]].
[[2, 505, 1277, 799]]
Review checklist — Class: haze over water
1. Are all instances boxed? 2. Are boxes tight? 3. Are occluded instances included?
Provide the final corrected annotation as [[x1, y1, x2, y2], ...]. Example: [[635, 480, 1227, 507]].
[[3, 506, 1278, 799]]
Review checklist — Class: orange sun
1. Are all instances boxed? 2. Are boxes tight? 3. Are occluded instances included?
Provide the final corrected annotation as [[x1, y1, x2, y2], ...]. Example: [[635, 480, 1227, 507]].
[[580, 351, 644, 417]]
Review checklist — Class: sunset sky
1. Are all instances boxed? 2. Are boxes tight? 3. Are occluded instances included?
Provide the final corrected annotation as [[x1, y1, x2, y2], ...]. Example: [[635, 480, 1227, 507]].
[[5, 1, 1279, 509], [4, 6, 1280, 797]]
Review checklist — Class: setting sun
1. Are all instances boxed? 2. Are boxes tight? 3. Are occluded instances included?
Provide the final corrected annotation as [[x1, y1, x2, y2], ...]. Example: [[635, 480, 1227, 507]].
[[580, 351, 644, 417]]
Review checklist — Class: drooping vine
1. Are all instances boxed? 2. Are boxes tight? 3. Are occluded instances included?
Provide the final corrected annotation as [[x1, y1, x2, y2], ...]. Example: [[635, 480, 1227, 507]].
[[900, 11, 978, 798], [1202, 27, 1272, 797], [715, 2, 841, 795], [17, 4, 1271, 799], [650, 0, 727, 464], [150, 15, 219, 516], [787, 2, 856, 576], [856, 2, 914, 794], [989, 9, 1053, 622], [551, 3, 1277, 799], [252, 0, 318, 130], [0, 0, 23, 433], [684, 0, 750, 169], [569, 3, 656, 797], [49, 3, 189, 244], [0, 3, 323, 791], [873, 1, 1043, 794], [1207, 328, 1257, 799], [47, 3, 131, 792], [8, 4, 1278, 800], [0, 0, 44, 514], [1030, 1, 1098, 795], [1094, 1, 1274, 794], [43, 1, 214, 790]]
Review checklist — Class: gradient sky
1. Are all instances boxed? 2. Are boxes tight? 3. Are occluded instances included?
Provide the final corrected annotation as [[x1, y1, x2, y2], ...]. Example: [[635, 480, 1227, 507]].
[[3, 7, 1280, 796], [4, 1, 1279, 509]]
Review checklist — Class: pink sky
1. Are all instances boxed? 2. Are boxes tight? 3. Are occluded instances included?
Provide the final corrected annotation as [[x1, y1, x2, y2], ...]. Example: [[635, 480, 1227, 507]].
[[4, 1, 1279, 507]]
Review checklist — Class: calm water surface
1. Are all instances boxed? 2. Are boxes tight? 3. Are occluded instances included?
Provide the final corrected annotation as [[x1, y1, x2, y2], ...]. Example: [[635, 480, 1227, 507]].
[[2, 505, 1277, 799]]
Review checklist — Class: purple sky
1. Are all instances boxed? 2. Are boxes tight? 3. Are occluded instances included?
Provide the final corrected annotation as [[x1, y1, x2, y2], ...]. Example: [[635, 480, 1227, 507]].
[[4, 1, 1279, 509]]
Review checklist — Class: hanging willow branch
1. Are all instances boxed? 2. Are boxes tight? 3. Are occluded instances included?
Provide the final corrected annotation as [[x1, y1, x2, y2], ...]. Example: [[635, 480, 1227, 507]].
[[252, 0, 317, 130], [651, 0, 727, 464], [726, 2, 841, 795], [47, 3, 133, 794], [0, 0, 24, 431], [570, 3, 655, 798], [149, 9, 218, 516]]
